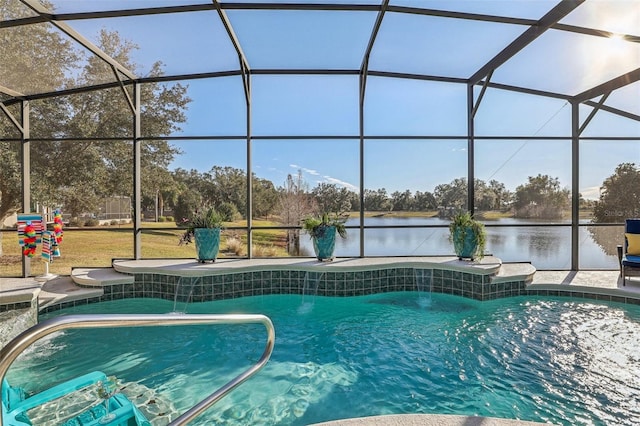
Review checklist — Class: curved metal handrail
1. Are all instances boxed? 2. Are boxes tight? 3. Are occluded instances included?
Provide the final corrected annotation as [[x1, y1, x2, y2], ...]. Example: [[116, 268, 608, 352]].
[[0, 313, 275, 425]]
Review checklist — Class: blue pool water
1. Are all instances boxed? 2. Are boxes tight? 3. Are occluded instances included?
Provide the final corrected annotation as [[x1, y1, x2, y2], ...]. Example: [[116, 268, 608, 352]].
[[7, 293, 640, 425]]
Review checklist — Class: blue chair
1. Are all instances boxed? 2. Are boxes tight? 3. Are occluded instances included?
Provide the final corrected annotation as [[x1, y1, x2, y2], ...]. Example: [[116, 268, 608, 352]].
[[620, 219, 640, 286]]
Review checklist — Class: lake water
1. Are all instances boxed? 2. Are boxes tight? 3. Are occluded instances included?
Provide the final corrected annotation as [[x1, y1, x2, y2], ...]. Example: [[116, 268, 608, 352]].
[[299, 217, 621, 270]]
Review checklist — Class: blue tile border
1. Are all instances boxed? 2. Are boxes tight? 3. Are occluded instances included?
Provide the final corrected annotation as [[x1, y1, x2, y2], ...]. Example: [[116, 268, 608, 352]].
[[41, 267, 531, 313], [0, 301, 32, 313], [37, 268, 640, 314]]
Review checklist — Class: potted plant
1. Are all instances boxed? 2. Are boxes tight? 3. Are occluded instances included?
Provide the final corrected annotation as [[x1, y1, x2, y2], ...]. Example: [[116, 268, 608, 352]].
[[179, 207, 224, 263], [448, 211, 486, 261], [302, 212, 348, 261]]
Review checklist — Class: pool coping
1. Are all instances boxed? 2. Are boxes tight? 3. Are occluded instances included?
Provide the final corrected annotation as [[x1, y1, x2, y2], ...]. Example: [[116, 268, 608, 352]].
[[111, 256, 506, 277], [311, 413, 547, 426]]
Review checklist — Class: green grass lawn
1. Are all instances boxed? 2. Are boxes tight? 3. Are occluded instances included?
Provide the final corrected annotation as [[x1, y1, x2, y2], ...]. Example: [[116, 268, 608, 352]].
[[0, 219, 289, 277]]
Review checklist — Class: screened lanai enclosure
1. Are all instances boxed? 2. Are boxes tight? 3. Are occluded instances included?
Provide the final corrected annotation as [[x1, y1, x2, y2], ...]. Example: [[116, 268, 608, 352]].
[[1, 0, 639, 277]]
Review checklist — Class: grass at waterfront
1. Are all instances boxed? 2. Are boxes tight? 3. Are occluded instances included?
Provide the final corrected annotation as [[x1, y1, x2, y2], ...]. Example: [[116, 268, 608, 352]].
[[0, 209, 595, 277], [0, 220, 289, 277]]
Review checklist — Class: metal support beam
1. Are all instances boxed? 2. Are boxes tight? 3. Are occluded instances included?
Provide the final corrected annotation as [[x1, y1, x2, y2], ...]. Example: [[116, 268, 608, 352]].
[[571, 101, 580, 271], [469, 0, 585, 85], [246, 74, 253, 258], [358, 0, 389, 257], [20, 101, 31, 277], [0, 85, 24, 98], [578, 92, 611, 135], [582, 100, 640, 122], [111, 65, 136, 114], [471, 70, 493, 119], [132, 84, 142, 259], [212, 1, 251, 78], [210, 0, 253, 255], [358, 73, 365, 258], [573, 67, 640, 104], [467, 84, 475, 215], [0, 103, 24, 132], [359, 0, 389, 105]]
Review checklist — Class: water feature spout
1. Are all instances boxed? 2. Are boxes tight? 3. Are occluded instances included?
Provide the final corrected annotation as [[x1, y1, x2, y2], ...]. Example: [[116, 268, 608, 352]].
[[414, 269, 433, 308], [298, 271, 324, 314], [172, 276, 201, 313]]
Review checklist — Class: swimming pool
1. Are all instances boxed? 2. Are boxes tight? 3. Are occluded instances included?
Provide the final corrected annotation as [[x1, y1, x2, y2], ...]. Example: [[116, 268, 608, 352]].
[[6, 293, 640, 425]]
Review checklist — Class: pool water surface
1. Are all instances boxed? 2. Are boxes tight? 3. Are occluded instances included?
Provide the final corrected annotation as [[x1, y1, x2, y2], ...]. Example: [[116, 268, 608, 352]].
[[7, 293, 640, 425]]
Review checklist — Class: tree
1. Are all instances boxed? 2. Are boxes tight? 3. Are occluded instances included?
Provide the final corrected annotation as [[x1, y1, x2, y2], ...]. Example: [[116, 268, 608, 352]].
[[277, 171, 316, 254], [363, 188, 391, 211], [311, 183, 356, 214], [205, 166, 247, 217], [390, 190, 414, 211], [253, 177, 279, 219], [173, 189, 204, 225], [413, 191, 437, 211], [474, 179, 511, 211], [488, 179, 512, 210], [0, 26, 190, 224], [512, 174, 570, 219], [593, 163, 640, 223], [588, 163, 640, 257], [0, 2, 79, 99], [434, 178, 467, 215], [0, 1, 79, 221]]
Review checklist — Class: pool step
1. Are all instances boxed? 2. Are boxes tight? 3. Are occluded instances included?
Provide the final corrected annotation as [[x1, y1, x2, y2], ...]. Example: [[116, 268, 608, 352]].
[[71, 268, 134, 287], [39, 276, 103, 310], [34, 268, 135, 311], [492, 263, 536, 284]]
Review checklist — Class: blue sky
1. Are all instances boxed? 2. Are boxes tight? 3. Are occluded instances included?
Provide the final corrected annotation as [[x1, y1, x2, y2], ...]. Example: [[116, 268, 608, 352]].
[[60, 1, 640, 198]]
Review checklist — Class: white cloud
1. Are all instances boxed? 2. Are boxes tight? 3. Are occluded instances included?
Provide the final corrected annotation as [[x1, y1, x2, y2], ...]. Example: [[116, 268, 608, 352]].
[[288, 163, 357, 191], [580, 185, 601, 200], [323, 176, 358, 191], [289, 164, 319, 176]]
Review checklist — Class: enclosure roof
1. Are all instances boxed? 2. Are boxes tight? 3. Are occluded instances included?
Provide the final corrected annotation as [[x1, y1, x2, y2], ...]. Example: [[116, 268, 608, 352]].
[[1, 0, 639, 118]]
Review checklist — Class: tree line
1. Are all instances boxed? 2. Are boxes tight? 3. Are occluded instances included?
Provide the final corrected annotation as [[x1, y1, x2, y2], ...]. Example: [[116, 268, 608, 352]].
[[162, 166, 575, 223]]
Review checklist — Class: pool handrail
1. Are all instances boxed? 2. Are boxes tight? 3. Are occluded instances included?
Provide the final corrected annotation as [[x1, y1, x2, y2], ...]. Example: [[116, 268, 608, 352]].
[[0, 313, 276, 426]]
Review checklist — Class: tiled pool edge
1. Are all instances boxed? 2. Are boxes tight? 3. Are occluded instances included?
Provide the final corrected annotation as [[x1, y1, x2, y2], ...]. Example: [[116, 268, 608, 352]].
[[40, 276, 640, 316], [21, 259, 640, 314], [0, 287, 39, 313], [43, 265, 531, 314]]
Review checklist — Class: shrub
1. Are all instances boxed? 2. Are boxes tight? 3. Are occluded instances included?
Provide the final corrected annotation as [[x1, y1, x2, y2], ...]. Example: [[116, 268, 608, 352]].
[[217, 202, 240, 222], [253, 244, 278, 257], [158, 216, 166, 222], [110, 220, 119, 225], [226, 236, 244, 256], [165, 216, 174, 222], [84, 218, 99, 227], [68, 218, 83, 227]]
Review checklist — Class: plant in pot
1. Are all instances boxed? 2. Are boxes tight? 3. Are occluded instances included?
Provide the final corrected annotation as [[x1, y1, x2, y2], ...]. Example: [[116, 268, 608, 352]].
[[302, 212, 348, 261], [448, 211, 486, 261], [179, 207, 224, 263]]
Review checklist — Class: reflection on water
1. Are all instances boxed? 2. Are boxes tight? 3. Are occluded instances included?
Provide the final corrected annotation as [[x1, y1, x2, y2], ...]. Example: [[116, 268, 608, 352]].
[[298, 217, 619, 270]]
